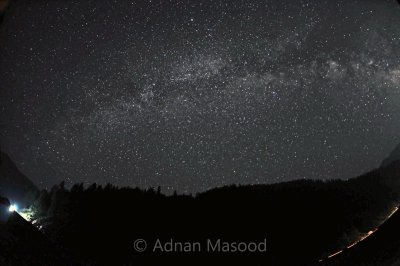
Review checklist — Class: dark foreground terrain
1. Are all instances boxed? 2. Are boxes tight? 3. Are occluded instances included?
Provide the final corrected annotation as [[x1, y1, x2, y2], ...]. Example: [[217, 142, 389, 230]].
[[1, 145, 400, 265], [0, 208, 76, 265], [1, 163, 399, 265], [319, 206, 400, 266]]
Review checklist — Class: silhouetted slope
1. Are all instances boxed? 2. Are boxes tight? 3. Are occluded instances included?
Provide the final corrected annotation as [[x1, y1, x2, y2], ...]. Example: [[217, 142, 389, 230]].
[[0, 209, 76, 265], [319, 207, 400, 266], [0, 152, 39, 207], [382, 143, 400, 168], [0, 0, 12, 25]]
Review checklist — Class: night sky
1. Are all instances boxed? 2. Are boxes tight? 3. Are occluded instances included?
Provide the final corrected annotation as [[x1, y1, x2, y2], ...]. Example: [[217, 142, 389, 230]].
[[1, 0, 400, 193]]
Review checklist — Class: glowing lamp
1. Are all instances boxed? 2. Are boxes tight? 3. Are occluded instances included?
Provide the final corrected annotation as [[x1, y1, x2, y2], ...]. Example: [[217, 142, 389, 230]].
[[8, 204, 18, 213]]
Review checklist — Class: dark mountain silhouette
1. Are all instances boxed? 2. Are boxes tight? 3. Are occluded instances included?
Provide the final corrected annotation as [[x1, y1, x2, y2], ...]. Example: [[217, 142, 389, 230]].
[[0, 152, 39, 207], [0, 205, 77, 265], [381, 143, 400, 168], [28, 160, 400, 266], [319, 207, 400, 266], [0, 0, 12, 25], [0, 148, 399, 265]]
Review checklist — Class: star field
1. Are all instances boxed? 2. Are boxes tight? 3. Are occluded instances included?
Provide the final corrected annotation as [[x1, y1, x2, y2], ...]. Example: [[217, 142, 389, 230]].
[[1, 0, 400, 193]]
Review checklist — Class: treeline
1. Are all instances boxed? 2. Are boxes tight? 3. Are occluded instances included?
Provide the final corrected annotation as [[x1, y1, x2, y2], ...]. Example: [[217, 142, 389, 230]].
[[29, 160, 400, 266]]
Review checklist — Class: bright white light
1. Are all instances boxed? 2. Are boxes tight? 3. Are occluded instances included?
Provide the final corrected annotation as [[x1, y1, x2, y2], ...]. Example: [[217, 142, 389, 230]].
[[8, 204, 18, 213]]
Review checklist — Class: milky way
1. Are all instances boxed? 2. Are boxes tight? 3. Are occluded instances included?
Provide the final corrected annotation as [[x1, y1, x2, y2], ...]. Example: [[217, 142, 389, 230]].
[[1, 0, 400, 193]]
